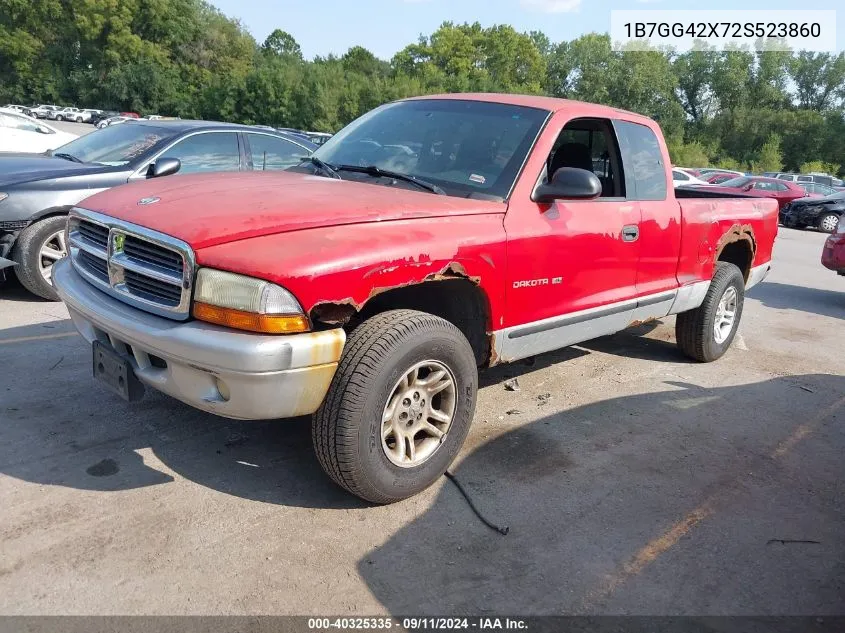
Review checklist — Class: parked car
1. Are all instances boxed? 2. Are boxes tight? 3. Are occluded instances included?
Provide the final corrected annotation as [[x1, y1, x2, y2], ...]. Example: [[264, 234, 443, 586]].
[[50, 107, 93, 123], [50, 94, 778, 503], [706, 173, 737, 184], [780, 190, 845, 233], [821, 221, 845, 275], [120, 112, 141, 118], [4, 105, 35, 118], [90, 110, 119, 126], [30, 105, 61, 119], [798, 182, 838, 197], [699, 168, 744, 178], [776, 172, 842, 188], [672, 168, 708, 187], [306, 132, 333, 146], [0, 121, 315, 298], [96, 116, 133, 129], [0, 108, 77, 153], [700, 176, 812, 210]]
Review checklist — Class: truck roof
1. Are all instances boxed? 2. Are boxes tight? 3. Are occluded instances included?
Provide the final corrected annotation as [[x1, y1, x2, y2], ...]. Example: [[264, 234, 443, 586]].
[[403, 93, 654, 123]]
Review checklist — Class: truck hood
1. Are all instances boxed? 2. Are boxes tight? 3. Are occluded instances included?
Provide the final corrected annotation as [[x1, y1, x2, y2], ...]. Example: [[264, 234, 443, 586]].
[[0, 153, 112, 187], [78, 171, 505, 249]]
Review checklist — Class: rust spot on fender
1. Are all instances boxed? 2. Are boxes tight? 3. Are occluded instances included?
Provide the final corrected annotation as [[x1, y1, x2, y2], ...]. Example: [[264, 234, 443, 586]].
[[309, 261, 481, 326], [487, 331, 501, 367], [310, 299, 361, 325], [628, 316, 658, 328], [425, 261, 481, 284], [714, 223, 757, 266]]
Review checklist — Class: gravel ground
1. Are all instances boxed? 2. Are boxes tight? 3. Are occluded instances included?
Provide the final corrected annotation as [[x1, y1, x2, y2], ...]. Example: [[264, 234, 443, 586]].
[[0, 226, 842, 615]]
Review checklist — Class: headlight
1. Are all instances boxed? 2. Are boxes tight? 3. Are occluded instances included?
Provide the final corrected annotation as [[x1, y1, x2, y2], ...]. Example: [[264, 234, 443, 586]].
[[192, 268, 309, 334]]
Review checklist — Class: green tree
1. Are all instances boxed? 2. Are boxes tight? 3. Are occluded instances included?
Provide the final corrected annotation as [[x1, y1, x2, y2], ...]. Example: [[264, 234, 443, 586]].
[[750, 134, 783, 173]]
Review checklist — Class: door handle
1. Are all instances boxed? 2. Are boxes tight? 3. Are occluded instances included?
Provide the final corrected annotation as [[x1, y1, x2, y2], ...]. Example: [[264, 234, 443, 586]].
[[621, 225, 639, 242]]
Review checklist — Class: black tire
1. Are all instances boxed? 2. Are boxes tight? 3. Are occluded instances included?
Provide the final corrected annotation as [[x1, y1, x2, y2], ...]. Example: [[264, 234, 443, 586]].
[[818, 213, 840, 234], [55, 115, 63, 121], [11, 216, 68, 301], [313, 309, 478, 504], [676, 262, 745, 363]]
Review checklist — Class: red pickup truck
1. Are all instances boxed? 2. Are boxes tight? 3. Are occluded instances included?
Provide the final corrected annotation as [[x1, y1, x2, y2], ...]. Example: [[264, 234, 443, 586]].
[[52, 94, 778, 503]]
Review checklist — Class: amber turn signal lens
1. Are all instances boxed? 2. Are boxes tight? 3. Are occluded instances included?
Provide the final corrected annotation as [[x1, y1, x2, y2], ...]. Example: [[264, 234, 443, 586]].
[[193, 302, 310, 334]]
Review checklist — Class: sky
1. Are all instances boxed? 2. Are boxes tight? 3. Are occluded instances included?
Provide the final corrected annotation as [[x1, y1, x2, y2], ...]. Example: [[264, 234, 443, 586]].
[[209, 0, 843, 59]]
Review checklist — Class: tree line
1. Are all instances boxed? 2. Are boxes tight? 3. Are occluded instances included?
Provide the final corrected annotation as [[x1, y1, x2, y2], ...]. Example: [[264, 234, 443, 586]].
[[2, 0, 844, 175]]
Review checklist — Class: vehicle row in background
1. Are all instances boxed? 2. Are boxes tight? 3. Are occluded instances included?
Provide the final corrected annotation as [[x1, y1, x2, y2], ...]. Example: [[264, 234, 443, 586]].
[[0, 108, 78, 153], [0, 121, 316, 299]]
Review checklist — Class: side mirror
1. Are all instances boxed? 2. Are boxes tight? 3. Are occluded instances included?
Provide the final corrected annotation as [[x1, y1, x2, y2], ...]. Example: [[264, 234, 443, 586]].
[[147, 157, 181, 178], [533, 167, 602, 203]]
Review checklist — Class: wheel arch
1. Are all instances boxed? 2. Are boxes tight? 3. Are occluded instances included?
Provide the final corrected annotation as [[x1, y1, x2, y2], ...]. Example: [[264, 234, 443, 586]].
[[310, 276, 494, 368]]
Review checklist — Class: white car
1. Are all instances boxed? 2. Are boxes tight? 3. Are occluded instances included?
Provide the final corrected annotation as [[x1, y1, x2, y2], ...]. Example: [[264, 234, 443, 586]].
[[50, 107, 90, 122], [672, 168, 709, 187], [0, 108, 78, 153], [30, 104, 61, 119]]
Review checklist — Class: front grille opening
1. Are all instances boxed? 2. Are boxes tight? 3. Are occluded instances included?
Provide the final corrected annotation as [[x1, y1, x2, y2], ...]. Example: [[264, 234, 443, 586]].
[[123, 235, 183, 274], [77, 250, 109, 283], [77, 221, 109, 249], [123, 269, 182, 307], [149, 355, 167, 369]]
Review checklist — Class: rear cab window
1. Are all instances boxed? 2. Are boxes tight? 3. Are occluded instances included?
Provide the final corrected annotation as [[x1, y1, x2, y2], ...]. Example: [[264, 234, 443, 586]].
[[613, 120, 667, 201]]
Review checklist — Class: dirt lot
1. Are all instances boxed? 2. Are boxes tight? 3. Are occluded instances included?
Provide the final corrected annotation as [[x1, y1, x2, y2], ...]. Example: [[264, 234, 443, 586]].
[[0, 226, 843, 615]]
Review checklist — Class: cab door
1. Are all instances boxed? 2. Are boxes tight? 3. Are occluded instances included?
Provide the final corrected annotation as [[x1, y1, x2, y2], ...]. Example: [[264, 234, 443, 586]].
[[613, 119, 682, 298], [500, 114, 641, 360]]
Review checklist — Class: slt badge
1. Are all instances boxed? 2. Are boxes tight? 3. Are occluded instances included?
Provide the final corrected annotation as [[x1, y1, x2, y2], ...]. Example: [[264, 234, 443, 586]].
[[137, 196, 160, 205]]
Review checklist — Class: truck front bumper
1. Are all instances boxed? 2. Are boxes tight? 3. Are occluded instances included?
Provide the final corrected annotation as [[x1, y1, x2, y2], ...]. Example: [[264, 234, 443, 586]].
[[53, 258, 345, 420]]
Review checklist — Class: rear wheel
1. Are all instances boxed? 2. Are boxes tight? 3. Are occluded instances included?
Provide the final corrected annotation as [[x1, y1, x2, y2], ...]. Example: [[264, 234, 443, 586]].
[[313, 309, 478, 503], [676, 262, 745, 362], [818, 213, 839, 234], [55, 114, 63, 121], [11, 216, 68, 300]]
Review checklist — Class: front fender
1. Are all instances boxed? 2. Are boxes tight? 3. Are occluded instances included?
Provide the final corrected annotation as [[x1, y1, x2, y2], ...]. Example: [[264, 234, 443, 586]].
[[194, 215, 509, 330]]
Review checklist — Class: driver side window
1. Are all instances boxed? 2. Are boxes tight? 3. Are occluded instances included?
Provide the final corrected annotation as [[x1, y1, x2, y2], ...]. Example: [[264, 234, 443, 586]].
[[544, 119, 624, 198]]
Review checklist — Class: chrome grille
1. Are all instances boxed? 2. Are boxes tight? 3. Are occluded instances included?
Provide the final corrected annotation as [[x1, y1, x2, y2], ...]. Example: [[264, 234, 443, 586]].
[[67, 208, 195, 320], [123, 235, 183, 273], [77, 249, 109, 283], [124, 269, 182, 306], [77, 222, 108, 249]]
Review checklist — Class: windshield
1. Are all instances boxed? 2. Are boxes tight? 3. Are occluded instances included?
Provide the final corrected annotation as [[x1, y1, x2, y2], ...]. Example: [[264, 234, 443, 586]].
[[310, 99, 550, 200], [720, 177, 752, 188], [53, 123, 176, 166], [824, 190, 845, 200]]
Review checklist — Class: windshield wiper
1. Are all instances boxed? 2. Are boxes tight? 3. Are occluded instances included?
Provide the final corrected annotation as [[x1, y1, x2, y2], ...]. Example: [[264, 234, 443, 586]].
[[304, 156, 341, 179], [335, 164, 445, 195], [52, 152, 84, 164]]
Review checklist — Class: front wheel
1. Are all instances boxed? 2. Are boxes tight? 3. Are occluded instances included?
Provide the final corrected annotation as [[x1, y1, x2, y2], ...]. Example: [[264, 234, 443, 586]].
[[313, 309, 478, 503], [11, 216, 68, 300], [676, 262, 745, 362], [55, 115, 63, 121], [818, 213, 839, 234]]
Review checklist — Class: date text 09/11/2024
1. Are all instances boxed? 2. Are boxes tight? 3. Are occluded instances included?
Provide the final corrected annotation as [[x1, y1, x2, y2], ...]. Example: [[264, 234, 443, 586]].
[[307, 617, 529, 630]]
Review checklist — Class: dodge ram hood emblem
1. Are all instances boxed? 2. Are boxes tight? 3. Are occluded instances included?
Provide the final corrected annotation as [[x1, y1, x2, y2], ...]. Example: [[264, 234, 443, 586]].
[[138, 196, 160, 205]]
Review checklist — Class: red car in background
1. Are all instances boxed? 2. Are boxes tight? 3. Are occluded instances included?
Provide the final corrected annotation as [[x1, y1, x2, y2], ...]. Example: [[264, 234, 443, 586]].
[[120, 112, 140, 118], [821, 224, 845, 276], [702, 176, 816, 210], [706, 173, 737, 184]]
